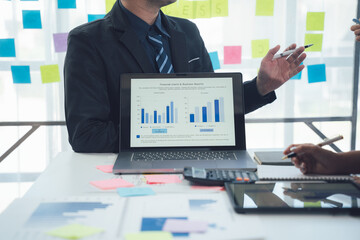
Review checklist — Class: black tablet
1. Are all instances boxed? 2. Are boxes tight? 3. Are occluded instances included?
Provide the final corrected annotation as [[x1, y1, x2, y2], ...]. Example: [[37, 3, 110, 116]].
[[225, 181, 360, 215]]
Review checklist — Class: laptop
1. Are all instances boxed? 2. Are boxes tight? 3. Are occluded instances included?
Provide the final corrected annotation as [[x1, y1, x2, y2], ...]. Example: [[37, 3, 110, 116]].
[[113, 72, 257, 174]]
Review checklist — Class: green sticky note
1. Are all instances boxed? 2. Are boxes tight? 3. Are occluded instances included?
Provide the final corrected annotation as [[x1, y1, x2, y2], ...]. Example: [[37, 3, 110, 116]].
[[125, 231, 173, 240], [46, 224, 103, 239], [304, 34, 323, 52], [304, 201, 322, 208], [40, 64, 60, 83], [178, 0, 195, 19], [251, 39, 269, 58], [195, 0, 211, 19], [211, 0, 228, 17], [105, 0, 116, 13], [255, 0, 274, 16], [161, 1, 180, 17], [306, 12, 325, 31]]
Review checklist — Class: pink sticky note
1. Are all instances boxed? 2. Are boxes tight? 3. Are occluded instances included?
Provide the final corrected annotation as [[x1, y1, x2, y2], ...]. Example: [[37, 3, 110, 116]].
[[163, 219, 208, 233], [90, 178, 134, 190], [96, 165, 113, 173], [190, 186, 225, 191], [53, 33, 68, 52], [145, 175, 182, 184], [224, 46, 242, 64]]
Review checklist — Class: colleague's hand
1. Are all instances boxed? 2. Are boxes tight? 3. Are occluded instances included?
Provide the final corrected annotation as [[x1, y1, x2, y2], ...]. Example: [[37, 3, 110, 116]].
[[256, 44, 306, 96], [283, 143, 342, 174], [351, 21, 360, 42]]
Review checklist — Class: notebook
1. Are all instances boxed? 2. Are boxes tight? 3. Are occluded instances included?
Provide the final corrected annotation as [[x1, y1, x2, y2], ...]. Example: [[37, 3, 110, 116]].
[[113, 73, 257, 174], [257, 165, 352, 181], [253, 151, 292, 165]]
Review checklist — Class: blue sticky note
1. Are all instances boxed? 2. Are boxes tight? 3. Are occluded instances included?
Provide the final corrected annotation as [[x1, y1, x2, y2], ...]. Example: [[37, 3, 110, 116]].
[[22, 10, 42, 29], [58, 0, 76, 9], [290, 63, 303, 80], [209, 51, 220, 70], [307, 64, 326, 83], [0, 38, 16, 57], [11, 66, 31, 84], [117, 187, 155, 197], [88, 14, 105, 22]]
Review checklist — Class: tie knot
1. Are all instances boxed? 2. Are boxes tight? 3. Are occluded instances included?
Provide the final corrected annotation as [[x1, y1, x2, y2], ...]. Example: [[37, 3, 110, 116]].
[[148, 33, 163, 49]]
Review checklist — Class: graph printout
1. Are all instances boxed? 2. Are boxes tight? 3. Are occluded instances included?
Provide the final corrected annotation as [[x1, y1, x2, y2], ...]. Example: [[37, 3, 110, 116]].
[[131, 77, 236, 147]]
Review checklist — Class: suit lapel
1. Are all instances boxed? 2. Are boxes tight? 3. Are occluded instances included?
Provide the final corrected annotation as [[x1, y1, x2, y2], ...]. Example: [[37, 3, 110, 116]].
[[108, 1, 154, 73]]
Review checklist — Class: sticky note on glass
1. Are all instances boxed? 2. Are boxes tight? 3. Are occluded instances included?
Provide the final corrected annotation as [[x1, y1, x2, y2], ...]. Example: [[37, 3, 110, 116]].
[[290, 62, 303, 80], [255, 0, 274, 16], [0, 38, 16, 57], [90, 178, 134, 190], [88, 14, 105, 22], [161, 2, 180, 18], [304, 34, 323, 52], [40, 64, 60, 84], [163, 219, 208, 233], [304, 201, 322, 207], [224, 46, 242, 64], [58, 0, 76, 9], [209, 51, 220, 70], [11, 66, 31, 84], [195, 0, 211, 19], [211, 0, 228, 17], [96, 165, 113, 173], [106, 0, 117, 13], [145, 175, 182, 184], [22, 10, 42, 29], [46, 224, 103, 239], [306, 12, 325, 31], [251, 39, 269, 58], [178, 0, 194, 19], [117, 187, 155, 197], [53, 33, 68, 53], [307, 64, 326, 83], [125, 231, 173, 240]]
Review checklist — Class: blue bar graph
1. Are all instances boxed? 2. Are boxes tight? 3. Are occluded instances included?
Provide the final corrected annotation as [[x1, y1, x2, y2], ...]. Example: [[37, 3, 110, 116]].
[[140, 101, 178, 124], [189, 97, 224, 123]]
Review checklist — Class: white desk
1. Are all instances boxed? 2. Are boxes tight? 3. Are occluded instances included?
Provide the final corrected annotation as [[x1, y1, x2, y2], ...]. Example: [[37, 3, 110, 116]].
[[1, 151, 359, 240]]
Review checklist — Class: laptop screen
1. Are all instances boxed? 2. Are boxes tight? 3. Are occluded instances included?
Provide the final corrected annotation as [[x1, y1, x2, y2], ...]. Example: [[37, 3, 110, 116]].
[[130, 77, 236, 147], [119, 73, 246, 151]]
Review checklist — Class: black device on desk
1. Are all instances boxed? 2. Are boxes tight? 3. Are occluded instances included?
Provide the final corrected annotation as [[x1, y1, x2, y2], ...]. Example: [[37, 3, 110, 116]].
[[183, 166, 259, 186]]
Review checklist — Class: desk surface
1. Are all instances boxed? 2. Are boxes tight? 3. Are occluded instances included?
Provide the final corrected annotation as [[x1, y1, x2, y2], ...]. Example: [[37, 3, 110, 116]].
[[1, 151, 359, 240]]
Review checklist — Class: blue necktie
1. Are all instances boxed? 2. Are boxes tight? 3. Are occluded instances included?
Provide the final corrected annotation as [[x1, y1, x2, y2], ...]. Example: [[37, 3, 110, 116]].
[[148, 33, 174, 73]]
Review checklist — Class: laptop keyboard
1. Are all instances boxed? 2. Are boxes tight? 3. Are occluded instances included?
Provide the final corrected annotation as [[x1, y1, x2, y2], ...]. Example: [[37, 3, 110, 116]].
[[132, 151, 236, 161]]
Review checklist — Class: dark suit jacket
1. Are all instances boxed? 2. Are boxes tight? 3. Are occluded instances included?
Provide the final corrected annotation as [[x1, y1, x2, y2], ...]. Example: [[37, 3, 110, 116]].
[[64, 0, 276, 153]]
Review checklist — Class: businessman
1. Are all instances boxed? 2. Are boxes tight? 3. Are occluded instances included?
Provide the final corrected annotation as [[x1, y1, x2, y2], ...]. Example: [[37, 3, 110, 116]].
[[64, 0, 306, 153]]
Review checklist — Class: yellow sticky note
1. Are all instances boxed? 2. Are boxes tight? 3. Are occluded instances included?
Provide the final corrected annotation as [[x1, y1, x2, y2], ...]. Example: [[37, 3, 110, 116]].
[[46, 224, 103, 239], [251, 39, 269, 58], [125, 231, 173, 240], [178, 0, 195, 19], [256, 0, 274, 16], [306, 12, 325, 31], [304, 34, 323, 52], [161, 1, 180, 17], [105, 0, 117, 13], [195, 0, 211, 19], [211, 0, 228, 17], [304, 201, 322, 208], [40, 64, 60, 84]]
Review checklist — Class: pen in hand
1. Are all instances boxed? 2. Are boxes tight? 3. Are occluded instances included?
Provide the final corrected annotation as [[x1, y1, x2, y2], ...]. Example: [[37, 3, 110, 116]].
[[273, 44, 313, 60], [282, 135, 344, 160]]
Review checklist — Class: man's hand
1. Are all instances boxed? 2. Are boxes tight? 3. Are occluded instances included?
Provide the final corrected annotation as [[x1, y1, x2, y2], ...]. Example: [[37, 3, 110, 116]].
[[351, 22, 360, 42], [256, 44, 306, 96]]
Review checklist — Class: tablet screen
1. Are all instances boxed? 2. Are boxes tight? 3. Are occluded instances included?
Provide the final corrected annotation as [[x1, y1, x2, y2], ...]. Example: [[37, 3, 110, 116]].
[[225, 181, 360, 214]]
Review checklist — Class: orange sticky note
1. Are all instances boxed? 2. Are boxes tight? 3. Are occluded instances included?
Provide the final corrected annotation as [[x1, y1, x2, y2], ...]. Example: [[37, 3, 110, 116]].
[[90, 178, 134, 190], [224, 46, 242, 64], [96, 165, 113, 173], [190, 186, 225, 191], [145, 175, 182, 184]]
